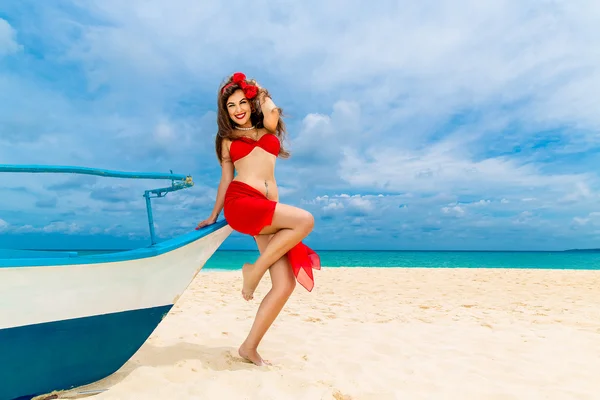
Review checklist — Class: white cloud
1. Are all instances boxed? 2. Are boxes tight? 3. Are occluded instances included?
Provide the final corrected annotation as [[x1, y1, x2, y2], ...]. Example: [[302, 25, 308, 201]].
[[291, 113, 334, 162], [560, 181, 593, 203], [572, 212, 600, 228], [322, 201, 344, 212], [64, 1, 600, 139], [41, 221, 82, 234], [442, 205, 465, 216], [0, 19, 21, 56], [154, 119, 176, 145], [307, 194, 384, 219], [288, 100, 362, 176], [14, 224, 35, 233], [573, 217, 589, 226], [338, 137, 597, 201], [348, 197, 374, 212], [1, 221, 84, 235]]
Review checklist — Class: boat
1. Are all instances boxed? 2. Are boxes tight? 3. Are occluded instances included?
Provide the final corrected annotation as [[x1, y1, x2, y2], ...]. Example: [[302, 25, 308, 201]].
[[0, 164, 232, 400]]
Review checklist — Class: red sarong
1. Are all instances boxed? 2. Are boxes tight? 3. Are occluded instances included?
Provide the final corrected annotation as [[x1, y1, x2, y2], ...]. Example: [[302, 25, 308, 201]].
[[223, 180, 321, 292]]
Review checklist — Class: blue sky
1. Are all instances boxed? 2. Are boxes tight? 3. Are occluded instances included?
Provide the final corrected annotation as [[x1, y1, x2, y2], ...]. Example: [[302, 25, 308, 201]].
[[1, 1, 600, 251]]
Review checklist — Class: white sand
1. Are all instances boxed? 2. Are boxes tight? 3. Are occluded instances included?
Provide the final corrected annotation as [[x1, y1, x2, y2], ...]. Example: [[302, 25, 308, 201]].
[[56, 267, 600, 399]]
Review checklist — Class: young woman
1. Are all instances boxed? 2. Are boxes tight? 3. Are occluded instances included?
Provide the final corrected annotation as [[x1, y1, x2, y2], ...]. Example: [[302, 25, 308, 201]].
[[196, 72, 320, 366]]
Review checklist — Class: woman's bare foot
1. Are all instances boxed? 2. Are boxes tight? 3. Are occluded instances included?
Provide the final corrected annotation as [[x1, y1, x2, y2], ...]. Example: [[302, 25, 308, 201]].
[[242, 263, 258, 301], [239, 344, 271, 366]]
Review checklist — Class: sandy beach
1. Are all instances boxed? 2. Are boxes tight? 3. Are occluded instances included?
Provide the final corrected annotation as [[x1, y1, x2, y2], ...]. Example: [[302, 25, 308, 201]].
[[52, 267, 600, 400]]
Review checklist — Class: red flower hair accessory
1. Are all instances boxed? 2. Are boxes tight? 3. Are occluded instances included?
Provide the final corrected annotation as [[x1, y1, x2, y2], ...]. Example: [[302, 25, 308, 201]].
[[221, 72, 259, 99]]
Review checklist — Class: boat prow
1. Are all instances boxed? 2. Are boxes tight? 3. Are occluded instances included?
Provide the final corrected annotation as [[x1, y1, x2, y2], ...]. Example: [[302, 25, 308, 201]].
[[0, 165, 232, 400]]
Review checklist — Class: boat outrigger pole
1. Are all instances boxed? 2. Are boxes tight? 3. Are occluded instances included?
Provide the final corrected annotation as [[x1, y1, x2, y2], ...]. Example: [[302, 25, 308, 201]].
[[142, 172, 194, 245], [0, 164, 194, 245]]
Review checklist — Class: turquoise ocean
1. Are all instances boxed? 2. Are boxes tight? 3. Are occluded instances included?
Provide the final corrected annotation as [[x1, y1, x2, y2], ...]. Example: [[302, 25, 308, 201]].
[[203, 250, 600, 271], [13, 249, 599, 271]]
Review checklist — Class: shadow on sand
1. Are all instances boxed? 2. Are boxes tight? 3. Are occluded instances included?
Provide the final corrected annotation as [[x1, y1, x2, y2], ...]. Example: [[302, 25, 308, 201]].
[[44, 341, 265, 399]]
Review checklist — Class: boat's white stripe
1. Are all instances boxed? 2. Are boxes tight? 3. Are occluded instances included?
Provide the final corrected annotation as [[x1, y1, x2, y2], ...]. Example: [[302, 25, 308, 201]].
[[0, 225, 232, 330]]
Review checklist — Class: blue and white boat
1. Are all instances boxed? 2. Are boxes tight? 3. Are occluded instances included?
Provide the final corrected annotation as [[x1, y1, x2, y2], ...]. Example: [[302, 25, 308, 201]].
[[0, 165, 232, 400]]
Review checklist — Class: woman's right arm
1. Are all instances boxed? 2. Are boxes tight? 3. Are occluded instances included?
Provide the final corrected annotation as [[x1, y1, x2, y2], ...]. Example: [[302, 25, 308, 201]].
[[196, 140, 234, 229]]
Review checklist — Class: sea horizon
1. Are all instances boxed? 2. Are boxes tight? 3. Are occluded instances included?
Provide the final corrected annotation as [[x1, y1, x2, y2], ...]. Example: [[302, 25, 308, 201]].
[[201, 249, 600, 271], [12, 248, 600, 253], [3, 248, 599, 270]]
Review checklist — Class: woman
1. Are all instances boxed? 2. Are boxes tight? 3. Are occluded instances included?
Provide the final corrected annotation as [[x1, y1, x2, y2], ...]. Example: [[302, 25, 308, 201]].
[[196, 72, 320, 366]]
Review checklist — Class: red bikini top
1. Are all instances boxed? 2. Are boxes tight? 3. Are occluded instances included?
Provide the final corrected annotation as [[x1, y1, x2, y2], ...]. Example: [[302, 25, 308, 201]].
[[229, 134, 280, 163]]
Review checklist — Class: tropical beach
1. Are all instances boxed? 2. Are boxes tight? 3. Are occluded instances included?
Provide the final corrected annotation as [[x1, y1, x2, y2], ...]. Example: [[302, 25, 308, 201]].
[[3, 2, 600, 400], [48, 265, 600, 400]]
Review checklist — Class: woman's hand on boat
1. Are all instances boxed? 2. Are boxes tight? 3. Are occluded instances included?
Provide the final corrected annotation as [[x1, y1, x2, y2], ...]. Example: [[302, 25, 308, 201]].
[[195, 215, 218, 230]]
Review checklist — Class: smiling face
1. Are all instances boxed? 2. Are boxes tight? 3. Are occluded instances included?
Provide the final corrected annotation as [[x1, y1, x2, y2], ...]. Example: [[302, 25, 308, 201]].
[[226, 89, 253, 128]]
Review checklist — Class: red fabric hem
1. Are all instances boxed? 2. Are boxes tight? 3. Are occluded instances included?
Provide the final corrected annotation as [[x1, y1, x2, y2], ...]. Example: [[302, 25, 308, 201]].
[[287, 242, 321, 292], [249, 200, 276, 236], [223, 180, 320, 292]]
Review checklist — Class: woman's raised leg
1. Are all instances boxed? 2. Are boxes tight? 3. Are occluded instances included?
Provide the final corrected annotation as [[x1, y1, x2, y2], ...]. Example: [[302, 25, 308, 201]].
[[242, 203, 314, 300], [239, 234, 296, 366]]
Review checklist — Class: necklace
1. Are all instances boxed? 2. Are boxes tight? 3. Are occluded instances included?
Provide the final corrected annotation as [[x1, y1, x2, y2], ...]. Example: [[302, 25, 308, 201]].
[[235, 126, 259, 140], [235, 125, 256, 131]]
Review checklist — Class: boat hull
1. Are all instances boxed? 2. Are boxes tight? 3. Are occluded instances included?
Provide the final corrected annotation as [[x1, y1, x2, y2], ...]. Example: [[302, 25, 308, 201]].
[[1, 305, 171, 400], [0, 222, 232, 400]]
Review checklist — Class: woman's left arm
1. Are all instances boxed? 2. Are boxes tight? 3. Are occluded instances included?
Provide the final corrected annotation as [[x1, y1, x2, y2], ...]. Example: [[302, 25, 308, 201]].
[[259, 90, 280, 132]]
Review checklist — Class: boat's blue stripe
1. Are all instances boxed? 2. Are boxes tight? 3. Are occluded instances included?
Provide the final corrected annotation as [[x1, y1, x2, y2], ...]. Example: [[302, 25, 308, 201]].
[[0, 305, 172, 400], [0, 220, 228, 268]]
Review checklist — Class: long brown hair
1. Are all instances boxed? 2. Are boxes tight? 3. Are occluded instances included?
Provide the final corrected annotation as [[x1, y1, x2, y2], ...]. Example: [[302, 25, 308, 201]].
[[215, 74, 290, 164]]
